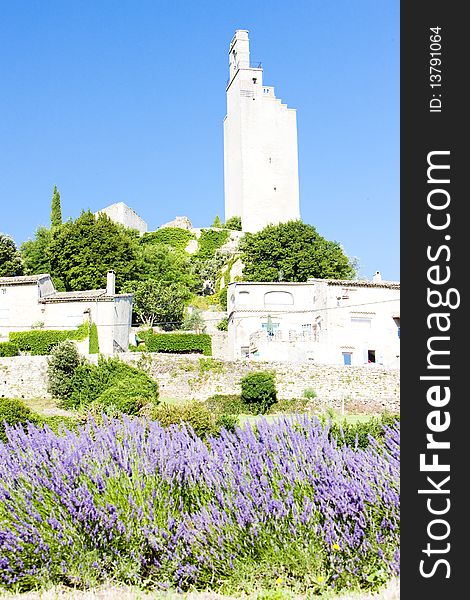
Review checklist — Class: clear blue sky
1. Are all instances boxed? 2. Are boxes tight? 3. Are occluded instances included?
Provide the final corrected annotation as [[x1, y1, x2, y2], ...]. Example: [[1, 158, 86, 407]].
[[0, 0, 399, 281]]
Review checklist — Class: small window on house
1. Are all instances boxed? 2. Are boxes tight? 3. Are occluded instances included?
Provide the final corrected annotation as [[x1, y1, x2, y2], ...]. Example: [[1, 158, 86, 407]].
[[343, 352, 352, 366], [393, 317, 400, 338], [241, 346, 250, 358], [351, 317, 372, 329], [238, 291, 250, 305], [368, 350, 376, 363]]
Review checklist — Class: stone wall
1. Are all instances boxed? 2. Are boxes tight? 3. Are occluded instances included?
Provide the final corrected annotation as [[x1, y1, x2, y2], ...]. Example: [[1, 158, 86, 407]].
[[1, 353, 399, 414]]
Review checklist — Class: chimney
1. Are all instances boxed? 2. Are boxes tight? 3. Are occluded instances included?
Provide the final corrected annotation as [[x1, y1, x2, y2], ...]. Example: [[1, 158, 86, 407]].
[[106, 270, 115, 296], [372, 271, 382, 283]]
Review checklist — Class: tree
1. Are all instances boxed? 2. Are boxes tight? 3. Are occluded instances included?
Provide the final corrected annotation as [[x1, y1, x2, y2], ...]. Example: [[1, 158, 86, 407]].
[[50, 185, 62, 228], [48, 211, 140, 291], [225, 215, 242, 231], [136, 242, 196, 290], [212, 215, 223, 228], [239, 220, 356, 282], [20, 227, 52, 275], [182, 308, 206, 333], [0, 233, 24, 277], [126, 279, 191, 329]]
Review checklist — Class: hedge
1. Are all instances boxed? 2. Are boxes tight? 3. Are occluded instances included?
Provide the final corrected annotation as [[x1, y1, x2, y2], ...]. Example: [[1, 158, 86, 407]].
[[88, 322, 99, 354], [9, 323, 88, 356], [143, 332, 212, 356], [0, 341, 19, 357], [140, 228, 195, 252]]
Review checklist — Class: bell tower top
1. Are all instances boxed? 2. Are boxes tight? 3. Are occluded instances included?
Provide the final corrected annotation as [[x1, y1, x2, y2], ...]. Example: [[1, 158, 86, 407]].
[[228, 30, 250, 84]]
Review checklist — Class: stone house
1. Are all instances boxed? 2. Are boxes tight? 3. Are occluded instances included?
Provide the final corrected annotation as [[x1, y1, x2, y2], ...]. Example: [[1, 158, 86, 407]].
[[94, 202, 148, 235], [0, 271, 133, 354], [227, 272, 400, 367]]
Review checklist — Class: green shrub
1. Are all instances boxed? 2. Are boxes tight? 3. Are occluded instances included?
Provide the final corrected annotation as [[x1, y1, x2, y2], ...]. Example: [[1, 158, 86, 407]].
[[325, 412, 400, 449], [62, 356, 159, 411], [240, 371, 277, 415], [94, 374, 159, 415], [218, 287, 228, 310], [47, 341, 82, 403], [0, 341, 19, 357], [88, 322, 99, 354], [40, 415, 81, 434], [144, 332, 212, 356], [195, 229, 230, 260], [216, 317, 228, 331], [214, 412, 239, 432], [225, 215, 242, 230], [0, 398, 42, 443], [302, 387, 317, 399], [203, 394, 248, 415], [9, 323, 88, 355], [267, 397, 310, 414], [148, 401, 217, 438], [140, 228, 195, 252]]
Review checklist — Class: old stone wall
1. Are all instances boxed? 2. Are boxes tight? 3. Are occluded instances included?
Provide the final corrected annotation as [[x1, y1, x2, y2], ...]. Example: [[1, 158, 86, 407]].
[[1, 353, 399, 414]]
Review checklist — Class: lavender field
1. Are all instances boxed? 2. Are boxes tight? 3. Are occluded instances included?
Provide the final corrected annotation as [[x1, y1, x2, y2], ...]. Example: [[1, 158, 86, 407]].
[[0, 416, 400, 596]]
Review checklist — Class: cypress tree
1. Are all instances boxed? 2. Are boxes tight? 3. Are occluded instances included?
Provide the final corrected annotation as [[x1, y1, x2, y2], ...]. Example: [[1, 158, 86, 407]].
[[50, 185, 62, 228]]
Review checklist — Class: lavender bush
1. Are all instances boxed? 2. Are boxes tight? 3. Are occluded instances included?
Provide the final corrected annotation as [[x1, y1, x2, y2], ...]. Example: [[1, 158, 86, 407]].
[[0, 416, 399, 594]]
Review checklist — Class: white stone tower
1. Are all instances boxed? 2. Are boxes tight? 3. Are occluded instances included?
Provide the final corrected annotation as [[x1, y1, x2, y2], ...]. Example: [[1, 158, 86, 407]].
[[223, 30, 300, 233]]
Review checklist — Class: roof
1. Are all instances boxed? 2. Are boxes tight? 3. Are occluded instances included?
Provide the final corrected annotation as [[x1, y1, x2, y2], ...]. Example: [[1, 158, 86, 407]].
[[229, 279, 400, 290], [0, 274, 50, 286], [308, 278, 400, 290], [40, 289, 132, 303]]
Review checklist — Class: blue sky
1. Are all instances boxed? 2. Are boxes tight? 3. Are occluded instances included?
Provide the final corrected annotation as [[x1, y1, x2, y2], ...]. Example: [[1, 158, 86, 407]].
[[0, 0, 399, 281]]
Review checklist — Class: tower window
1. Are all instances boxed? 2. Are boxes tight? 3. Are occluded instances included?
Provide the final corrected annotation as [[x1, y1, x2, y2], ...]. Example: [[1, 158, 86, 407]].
[[274, 187, 277, 191]]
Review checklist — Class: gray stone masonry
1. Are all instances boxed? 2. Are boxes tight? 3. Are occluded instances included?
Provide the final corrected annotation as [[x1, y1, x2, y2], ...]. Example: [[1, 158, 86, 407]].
[[1, 353, 399, 414]]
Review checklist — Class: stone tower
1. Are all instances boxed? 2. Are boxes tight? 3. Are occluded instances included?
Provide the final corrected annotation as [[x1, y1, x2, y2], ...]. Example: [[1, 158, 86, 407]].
[[223, 30, 300, 233]]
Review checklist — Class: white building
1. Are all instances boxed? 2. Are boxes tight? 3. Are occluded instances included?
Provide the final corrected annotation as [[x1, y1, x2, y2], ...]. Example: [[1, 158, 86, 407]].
[[0, 271, 133, 354], [223, 30, 300, 233], [227, 272, 400, 367], [94, 202, 148, 235]]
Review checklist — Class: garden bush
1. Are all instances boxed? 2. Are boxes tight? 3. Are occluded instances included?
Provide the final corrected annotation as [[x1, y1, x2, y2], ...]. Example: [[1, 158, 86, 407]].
[[216, 317, 228, 331], [225, 215, 242, 230], [194, 229, 230, 260], [140, 228, 195, 251], [9, 323, 88, 355], [203, 394, 248, 416], [147, 400, 217, 438], [267, 397, 310, 414], [88, 322, 99, 354], [143, 332, 212, 356], [240, 371, 277, 414], [47, 341, 82, 403], [94, 375, 158, 416], [0, 341, 19, 357], [325, 412, 400, 449], [0, 398, 42, 443], [57, 355, 159, 412], [218, 287, 228, 310]]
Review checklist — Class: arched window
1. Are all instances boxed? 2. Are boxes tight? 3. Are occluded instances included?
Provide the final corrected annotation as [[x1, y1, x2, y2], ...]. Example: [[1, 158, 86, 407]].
[[264, 291, 294, 306]]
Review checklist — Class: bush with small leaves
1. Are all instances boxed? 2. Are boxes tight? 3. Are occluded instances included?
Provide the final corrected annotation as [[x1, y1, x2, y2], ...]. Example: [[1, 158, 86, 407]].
[[147, 401, 217, 438], [47, 341, 82, 403], [240, 371, 277, 415], [0, 398, 42, 443]]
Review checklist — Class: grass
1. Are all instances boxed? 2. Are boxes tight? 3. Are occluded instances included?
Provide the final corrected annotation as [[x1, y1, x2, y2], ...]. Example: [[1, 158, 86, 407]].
[[0, 578, 400, 599], [239, 412, 375, 427]]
